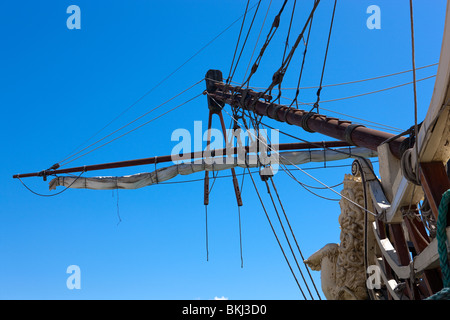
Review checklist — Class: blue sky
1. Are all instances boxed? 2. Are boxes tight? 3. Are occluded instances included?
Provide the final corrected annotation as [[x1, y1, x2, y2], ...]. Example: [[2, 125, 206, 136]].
[[0, 0, 445, 299]]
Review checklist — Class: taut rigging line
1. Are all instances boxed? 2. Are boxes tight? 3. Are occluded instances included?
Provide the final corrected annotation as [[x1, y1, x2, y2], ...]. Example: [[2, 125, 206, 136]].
[[209, 93, 378, 216], [245, 166, 307, 299], [227, 0, 262, 85], [264, 175, 319, 300], [239, 62, 438, 90], [57, 82, 204, 168], [311, 0, 337, 113], [268, 176, 322, 299], [58, 2, 261, 169]]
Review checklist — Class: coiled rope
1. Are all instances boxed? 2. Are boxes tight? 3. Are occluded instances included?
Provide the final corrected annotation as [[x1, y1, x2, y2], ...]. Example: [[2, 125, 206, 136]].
[[426, 189, 450, 300]]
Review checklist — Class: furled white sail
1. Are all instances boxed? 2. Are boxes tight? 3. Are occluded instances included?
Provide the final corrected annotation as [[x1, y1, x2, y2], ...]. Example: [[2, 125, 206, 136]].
[[48, 147, 377, 190]]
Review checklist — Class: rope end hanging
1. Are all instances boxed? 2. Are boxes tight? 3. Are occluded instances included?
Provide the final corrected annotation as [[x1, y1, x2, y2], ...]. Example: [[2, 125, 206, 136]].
[[238, 205, 244, 269], [205, 204, 209, 262]]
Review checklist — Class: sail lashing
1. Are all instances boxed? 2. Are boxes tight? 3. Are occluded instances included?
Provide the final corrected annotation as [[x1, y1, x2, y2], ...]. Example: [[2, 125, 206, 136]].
[[49, 147, 376, 190]]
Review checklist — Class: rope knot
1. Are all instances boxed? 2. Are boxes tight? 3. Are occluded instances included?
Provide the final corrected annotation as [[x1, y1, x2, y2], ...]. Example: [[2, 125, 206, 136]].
[[272, 69, 285, 86], [251, 63, 259, 75], [272, 15, 281, 28]]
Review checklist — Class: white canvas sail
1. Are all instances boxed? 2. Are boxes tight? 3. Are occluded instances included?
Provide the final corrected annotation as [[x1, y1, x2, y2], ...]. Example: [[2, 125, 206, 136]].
[[49, 147, 377, 190]]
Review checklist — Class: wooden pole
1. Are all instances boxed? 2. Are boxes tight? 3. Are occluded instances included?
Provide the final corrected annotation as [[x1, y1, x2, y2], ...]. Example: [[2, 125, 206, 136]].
[[12, 141, 352, 179], [208, 80, 407, 159]]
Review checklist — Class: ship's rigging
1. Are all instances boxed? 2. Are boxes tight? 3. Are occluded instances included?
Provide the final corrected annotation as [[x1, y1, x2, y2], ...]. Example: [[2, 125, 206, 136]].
[[13, 0, 450, 300]]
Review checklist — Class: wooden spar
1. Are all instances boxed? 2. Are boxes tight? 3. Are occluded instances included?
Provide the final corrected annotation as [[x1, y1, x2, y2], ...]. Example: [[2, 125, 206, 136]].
[[12, 141, 352, 179], [207, 81, 407, 159], [204, 69, 243, 207]]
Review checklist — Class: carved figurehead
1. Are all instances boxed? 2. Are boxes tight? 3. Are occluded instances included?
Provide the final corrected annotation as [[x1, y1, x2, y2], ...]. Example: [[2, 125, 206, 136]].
[[304, 174, 368, 300]]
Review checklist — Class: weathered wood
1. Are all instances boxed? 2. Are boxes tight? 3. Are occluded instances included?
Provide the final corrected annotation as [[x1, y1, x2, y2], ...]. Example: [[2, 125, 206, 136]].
[[377, 143, 401, 202], [205, 70, 224, 114], [368, 180, 391, 216], [404, 213, 430, 253], [389, 223, 419, 299], [209, 88, 406, 159], [419, 161, 450, 225], [376, 220, 396, 300], [217, 111, 243, 207], [414, 226, 450, 272], [385, 176, 423, 223], [374, 258, 401, 300], [404, 214, 443, 295], [373, 222, 410, 280]]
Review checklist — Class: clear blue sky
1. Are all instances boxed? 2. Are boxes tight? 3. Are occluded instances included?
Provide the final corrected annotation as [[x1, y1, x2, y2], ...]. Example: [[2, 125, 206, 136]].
[[0, 0, 445, 299]]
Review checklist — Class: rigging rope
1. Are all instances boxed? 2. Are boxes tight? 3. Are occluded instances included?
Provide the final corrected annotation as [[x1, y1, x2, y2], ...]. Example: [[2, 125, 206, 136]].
[[17, 170, 85, 197], [255, 122, 342, 201], [262, 0, 320, 95], [242, 0, 273, 84], [280, 95, 403, 132], [246, 166, 307, 299], [437, 189, 450, 288], [318, 106, 403, 133], [238, 167, 246, 268], [222, 92, 322, 298], [289, 5, 314, 109], [212, 98, 379, 216], [58, 3, 260, 167], [409, 0, 421, 186], [312, 0, 337, 113], [205, 205, 209, 262], [281, 0, 297, 65], [62, 92, 204, 166], [426, 189, 450, 300], [301, 74, 435, 106], [269, 177, 322, 299], [277, 161, 340, 201], [227, 0, 251, 84], [275, 74, 436, 133], [227, 0, 262, 85], [148, 165, 352, 187], [240, 0, 289, 88], [238, 62, 438, 90], [277, 0, 297, 103], [115, 188, 122, 226], [237, 205, 244, 268], [58, 79, 205, 166], [222, 89, 318, 297], [260, 120, 381, 180], [264, 177, 316, 299]]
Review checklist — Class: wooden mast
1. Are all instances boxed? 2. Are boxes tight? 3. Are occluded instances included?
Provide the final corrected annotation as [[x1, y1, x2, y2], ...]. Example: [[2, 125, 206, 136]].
[[206, 79, 407, 159]]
